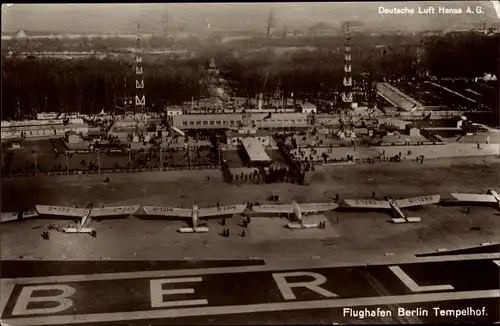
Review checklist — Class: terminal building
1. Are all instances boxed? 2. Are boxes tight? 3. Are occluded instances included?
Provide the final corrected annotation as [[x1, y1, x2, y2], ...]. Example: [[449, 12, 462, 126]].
[[1, 118, 88, 141], [169, 112, 311, 131]]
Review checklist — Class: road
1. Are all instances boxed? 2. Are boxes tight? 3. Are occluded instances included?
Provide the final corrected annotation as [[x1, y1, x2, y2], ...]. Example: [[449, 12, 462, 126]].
[[1, 255, 499, 325]]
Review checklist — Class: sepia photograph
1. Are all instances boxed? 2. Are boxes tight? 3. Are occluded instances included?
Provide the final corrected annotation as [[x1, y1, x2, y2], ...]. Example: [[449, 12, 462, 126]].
[[1, 2, 499, 325]]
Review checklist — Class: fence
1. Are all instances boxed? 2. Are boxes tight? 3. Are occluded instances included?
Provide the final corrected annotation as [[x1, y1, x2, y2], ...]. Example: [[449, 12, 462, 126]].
[[3, 164, 220, 178], [305, 153, 500, 168]]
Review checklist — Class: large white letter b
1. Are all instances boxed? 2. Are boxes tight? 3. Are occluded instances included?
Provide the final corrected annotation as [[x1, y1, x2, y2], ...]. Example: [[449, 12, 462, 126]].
[[12, 285, 76, 316]]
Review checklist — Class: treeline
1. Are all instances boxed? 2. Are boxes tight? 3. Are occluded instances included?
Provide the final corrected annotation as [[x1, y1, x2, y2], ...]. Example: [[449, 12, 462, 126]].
[[216, 41, 418, 101], [1, 36, 202, 53], [218, 33, 499, 101], [2, 57, 208, 119], [2, 33, 498, 119], [424, 34, 499, 78]]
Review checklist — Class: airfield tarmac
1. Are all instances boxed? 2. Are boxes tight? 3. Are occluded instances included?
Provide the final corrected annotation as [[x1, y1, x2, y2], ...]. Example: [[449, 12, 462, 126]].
[[1, 156, 500, 263]]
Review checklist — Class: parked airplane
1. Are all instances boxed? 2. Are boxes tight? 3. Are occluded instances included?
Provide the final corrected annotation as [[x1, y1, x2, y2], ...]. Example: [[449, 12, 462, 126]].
[[142, 204, 247, 233], [35, 204, 140, 235], [451, 190, 500, 209], [1, 211, 39, 223], [251, 200, 339, 229], [343, 195, 441, 223]]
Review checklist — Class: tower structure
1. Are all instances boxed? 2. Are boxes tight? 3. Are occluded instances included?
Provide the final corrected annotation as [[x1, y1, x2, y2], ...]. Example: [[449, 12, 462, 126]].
[[266, 10, 275, 38], [416, 47, 423, 79], [163, 13, 168, 39], [135, 23, 146, 124], [341, 22, 353, 127]]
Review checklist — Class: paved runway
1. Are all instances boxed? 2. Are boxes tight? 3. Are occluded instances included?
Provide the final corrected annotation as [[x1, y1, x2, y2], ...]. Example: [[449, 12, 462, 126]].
[[1, 256, 499, 325], [0, 260, 265, 278], [415, 243, 500, 257], [39, 298, 498, 325]]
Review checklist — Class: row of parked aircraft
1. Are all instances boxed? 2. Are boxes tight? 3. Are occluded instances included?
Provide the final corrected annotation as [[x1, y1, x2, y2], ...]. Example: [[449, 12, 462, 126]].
[[2, 190, 499, 236]]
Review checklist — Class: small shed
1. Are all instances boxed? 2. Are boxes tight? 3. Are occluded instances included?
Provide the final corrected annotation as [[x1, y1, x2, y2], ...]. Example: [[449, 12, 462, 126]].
[[8, 138, 24, 149], [405, 124, 421, 137], [66, 131, 83, 143]]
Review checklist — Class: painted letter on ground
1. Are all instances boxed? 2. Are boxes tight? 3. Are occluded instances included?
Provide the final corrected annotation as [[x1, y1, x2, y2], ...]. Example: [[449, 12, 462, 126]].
[[272, 272, 338, 300], [150, 277, 208, 308], [12, 285, 76, 315]]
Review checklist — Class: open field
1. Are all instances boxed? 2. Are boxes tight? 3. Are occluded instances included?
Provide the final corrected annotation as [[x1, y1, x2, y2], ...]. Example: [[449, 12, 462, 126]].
[[438, 80, 497, 109], [394, 81, 492, 112], [2, 156, 499, 263], [393, 81, 446, 108], [2, 139, 217, 174]]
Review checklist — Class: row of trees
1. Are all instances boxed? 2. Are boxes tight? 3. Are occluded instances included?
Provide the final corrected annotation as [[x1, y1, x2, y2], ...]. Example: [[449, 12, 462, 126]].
[[2, 33, 498, 119], [2, 57, 209, 119], [217, 34, 499, 105], [2, 36, 203, 53]]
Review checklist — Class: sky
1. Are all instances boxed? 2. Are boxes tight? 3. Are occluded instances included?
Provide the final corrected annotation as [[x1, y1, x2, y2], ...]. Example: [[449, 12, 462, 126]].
[[2, 2, 499, 34]]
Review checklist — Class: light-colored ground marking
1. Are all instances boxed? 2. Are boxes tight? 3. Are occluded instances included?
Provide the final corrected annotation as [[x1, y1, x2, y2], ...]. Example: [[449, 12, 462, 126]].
[[2, 253, 499, 285], [2, 290, 498, 325]]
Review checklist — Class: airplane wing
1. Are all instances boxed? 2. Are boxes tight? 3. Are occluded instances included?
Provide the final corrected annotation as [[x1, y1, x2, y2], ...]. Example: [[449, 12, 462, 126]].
[[198, 204, 247, 218], [395, 195, 441, 208], [1, 211, 39, 223], [91, 205, 140, 217], [36, 205, 86, 217], [450, 193, 497, 203], [142, 206, 192, 218], [298, 203, 340, 213], [343, 199, 391, 209], [252, 204, 294, 214]]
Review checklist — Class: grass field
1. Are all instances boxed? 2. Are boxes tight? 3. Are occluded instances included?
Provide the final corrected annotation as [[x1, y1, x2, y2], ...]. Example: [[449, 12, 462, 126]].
[[2, 139, 217, 174]]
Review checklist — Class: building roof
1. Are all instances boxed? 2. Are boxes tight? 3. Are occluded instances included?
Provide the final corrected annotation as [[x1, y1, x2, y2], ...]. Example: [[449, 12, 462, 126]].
[[88, 131, 106, 136], [2, 123, 88, 132], [110, 126, 135, 133], [309, 22, 337, 31], [226, 130, 270, 138], [174, 112, 308, 122], [240, 137, 272, 162]]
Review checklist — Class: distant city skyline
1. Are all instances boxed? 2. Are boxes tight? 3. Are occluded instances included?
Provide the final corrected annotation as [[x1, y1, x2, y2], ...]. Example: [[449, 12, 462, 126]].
[[2, 2, 498, 34]]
